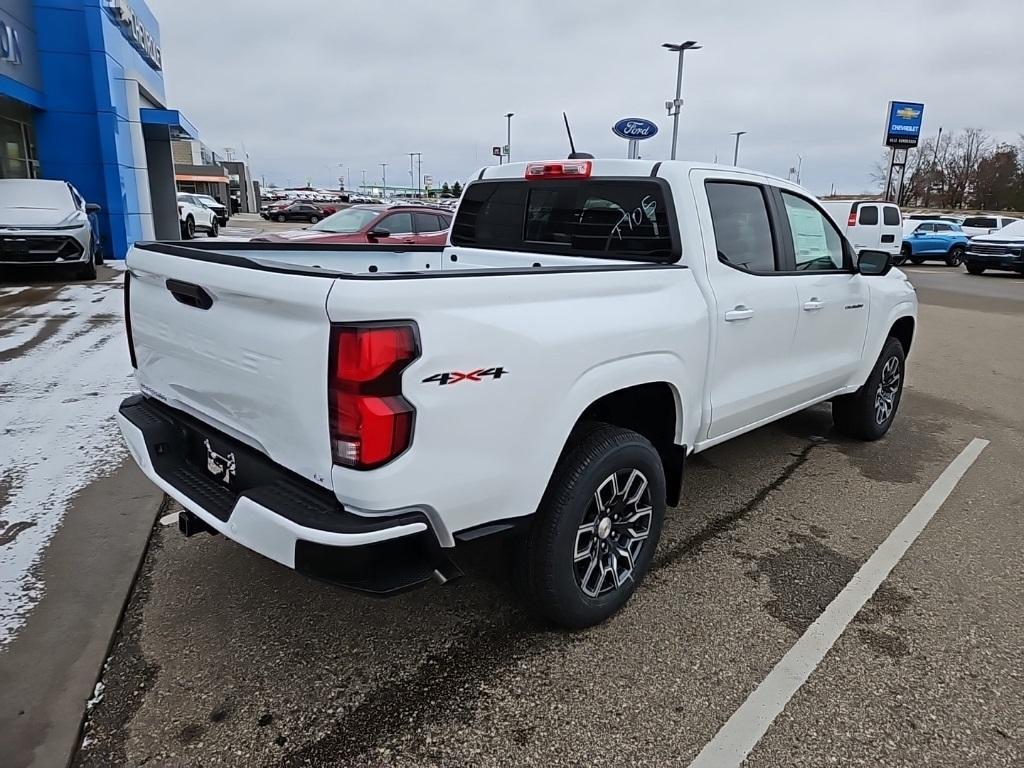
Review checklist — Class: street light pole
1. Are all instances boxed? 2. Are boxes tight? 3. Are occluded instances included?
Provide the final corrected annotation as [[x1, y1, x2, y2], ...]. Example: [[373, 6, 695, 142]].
[[380, 163, 387, 199], [662, 41, 701, 161], [413, 153, 422, 197], [730, 131, 747, 166], [505, 113, 514, 164], [361, 169, 367, 192], [408, 153, 415, 197]]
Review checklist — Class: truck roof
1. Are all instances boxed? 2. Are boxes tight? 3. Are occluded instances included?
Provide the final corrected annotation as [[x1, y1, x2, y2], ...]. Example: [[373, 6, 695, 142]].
[[476, 159, 794, 186]]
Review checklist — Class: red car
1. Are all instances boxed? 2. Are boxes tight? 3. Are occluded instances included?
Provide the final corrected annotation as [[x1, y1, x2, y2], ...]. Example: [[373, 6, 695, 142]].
[[253, 205, 452, 245]]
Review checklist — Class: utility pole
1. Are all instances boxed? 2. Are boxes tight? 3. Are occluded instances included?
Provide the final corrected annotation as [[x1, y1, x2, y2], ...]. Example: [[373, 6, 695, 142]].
[[408, 153, 415, 197], [662, 41, 702, 161], [731, 131, 747, 166], [413, 153, 423, 197], [361, 169, 367, 191], [505, 113, 514, 164], [796, 154, 803, 185], [380, 163, 387, 199]]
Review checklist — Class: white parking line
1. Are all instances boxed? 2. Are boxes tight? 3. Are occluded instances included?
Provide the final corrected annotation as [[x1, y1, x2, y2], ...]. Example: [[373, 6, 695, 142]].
[[688, 438, 989, 768]]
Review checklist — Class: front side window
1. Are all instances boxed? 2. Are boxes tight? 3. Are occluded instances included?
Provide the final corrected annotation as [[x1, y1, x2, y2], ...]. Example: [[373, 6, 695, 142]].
[[858, 205, 879, 225], [781, 192, 845, 271], [380, 213, 413, 234], [705, 182, 776, 273], [916, 223, 935, 232], [310, 208, 380, 233]]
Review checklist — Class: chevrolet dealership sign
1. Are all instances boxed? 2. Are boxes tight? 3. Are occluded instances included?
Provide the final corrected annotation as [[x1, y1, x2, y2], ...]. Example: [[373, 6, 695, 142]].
[[104, 0, 162, 71]]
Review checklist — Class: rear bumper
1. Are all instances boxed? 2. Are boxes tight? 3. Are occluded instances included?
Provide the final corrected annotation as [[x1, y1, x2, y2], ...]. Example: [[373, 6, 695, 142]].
[[117, 395, 446, 594]]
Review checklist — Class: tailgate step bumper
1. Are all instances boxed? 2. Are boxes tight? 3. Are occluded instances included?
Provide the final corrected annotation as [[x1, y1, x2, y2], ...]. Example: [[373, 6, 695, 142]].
[[118, 395, 445, 595]]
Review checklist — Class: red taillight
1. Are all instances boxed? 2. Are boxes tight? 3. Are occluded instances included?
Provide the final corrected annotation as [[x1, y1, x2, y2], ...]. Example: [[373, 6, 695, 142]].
[[847, 210, 857, 227], [525, 160, 592, 181], [329, 323, 419, 470]]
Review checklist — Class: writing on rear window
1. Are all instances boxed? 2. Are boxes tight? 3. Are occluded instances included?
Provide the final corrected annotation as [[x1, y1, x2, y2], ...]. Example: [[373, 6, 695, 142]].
[[452, 180, 676, 261]]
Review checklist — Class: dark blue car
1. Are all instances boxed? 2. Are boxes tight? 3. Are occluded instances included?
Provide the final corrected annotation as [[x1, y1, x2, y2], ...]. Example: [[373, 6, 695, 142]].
[[899, 220, 970, 266]]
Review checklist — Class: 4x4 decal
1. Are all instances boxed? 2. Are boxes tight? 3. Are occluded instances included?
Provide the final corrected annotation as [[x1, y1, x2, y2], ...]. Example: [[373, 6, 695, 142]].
[[422, 367, 507, 386]]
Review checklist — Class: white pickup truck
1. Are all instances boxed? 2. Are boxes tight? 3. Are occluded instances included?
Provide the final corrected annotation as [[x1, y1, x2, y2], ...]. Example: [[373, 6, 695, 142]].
[[118, 159, 917, 628]]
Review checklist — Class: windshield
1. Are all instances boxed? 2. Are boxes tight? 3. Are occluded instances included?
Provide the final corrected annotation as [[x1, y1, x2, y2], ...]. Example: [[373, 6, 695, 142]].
[[309, 208, 380, 233], [198, 196, 220, 206], [0, 180, 74, 210]]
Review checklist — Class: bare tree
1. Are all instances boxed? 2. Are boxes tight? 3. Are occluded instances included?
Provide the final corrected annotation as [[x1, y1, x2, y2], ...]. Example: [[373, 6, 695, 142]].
[[943, 128, 992, 208]]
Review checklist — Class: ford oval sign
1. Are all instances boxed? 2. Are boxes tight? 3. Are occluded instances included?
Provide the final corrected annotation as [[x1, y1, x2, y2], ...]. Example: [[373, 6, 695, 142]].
[[613, 118, 659, 140]]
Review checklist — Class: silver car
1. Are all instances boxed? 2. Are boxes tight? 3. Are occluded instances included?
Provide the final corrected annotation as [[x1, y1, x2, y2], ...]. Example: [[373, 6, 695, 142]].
[[0, 179, 101, 280]]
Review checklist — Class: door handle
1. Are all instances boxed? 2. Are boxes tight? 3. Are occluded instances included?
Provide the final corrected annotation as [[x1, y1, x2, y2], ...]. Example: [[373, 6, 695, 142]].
[[803, 299, 824, 311], [724, 306, 754, 322]]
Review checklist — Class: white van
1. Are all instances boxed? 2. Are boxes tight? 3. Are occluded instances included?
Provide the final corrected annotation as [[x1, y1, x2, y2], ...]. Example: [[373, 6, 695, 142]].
[[821, 200, 903, 257]]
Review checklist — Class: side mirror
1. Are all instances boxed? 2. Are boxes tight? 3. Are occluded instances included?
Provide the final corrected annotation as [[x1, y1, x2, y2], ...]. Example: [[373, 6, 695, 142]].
[[85, 203, 102, 214], [367, 228, 391, 240], [858, 249, 892, 276]]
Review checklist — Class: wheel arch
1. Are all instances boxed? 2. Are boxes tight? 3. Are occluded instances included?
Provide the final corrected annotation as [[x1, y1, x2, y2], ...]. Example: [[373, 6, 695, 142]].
[[568, 380, 686, 506], [889, 315, 915, 355]]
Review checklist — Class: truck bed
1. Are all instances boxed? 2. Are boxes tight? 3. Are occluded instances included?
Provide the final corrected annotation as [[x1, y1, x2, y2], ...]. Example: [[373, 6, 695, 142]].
[[136, 240, 650, 277]]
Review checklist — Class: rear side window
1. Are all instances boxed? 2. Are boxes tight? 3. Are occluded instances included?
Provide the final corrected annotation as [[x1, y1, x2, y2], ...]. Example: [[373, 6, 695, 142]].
[[705, 182, 777, 273], [963, 217, 997, 228], [413, 213, 444, 233], [451, 180, 676, 261], [858, 205, 879, 225], [883, 206, 900, 226]]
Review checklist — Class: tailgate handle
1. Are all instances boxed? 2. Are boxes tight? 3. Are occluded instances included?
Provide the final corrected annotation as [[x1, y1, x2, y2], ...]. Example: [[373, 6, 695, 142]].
[[166, 279, 213, 310]]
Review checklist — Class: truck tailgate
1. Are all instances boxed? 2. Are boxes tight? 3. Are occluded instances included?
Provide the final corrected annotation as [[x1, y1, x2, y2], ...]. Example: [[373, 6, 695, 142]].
[[127, 246, 336, 489]]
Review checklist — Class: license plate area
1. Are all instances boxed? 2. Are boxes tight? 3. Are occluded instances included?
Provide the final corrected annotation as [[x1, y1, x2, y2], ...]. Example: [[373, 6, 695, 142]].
[[185, 429, 240, 492]]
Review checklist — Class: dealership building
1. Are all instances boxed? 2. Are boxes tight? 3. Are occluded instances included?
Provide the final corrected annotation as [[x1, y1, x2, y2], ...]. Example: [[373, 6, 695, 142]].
[[0, 0, 202, 259]]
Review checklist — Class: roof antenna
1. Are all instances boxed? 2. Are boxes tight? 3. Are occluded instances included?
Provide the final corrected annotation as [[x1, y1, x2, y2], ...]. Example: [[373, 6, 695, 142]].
[[563, 112, 594, 160]]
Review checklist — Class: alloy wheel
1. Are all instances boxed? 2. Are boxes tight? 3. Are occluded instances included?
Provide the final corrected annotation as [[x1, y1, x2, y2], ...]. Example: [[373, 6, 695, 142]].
[[874, 356, 901, 425], [573, 469, 653, 598]]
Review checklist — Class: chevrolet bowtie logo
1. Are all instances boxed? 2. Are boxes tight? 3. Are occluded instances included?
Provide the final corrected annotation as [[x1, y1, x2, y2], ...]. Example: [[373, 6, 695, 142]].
[[896, 106, 921, 120]]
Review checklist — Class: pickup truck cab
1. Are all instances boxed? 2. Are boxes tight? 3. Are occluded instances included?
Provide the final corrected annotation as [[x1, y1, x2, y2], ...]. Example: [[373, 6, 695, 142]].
[[118, 159, 917, 628]]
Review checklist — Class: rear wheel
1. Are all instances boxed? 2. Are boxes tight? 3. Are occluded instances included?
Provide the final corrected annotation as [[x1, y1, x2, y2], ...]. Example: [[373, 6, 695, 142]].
[[965, 263, 986, 275], [832, 337, 906, 441], [512, 423, 666, 629], [945, 244, 965, 267], [309, 215, 320, 224]]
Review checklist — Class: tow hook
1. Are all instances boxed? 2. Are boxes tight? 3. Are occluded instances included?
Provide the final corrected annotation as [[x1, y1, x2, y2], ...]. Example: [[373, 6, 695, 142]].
[[178, 510, 218, 538]]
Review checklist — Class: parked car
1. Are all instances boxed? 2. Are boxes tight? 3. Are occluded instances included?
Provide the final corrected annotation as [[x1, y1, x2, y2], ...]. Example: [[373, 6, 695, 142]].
[[900, 220, 970, 266], [963, 219, 1024, 275], [904, 213, 963, 224], [195, 194, 230, 227], [119, 158, 916, 629], [0, 178, 101, 279], [821, 200, 902, 260], [959, 214, 1020, 238], [261, 201, 327, 223], [253, 204, 452, 245], [177, 193, 219, 239]]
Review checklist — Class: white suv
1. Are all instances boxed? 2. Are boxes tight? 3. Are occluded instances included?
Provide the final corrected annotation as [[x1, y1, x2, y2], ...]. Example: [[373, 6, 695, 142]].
[[176, 193, 219, 239]]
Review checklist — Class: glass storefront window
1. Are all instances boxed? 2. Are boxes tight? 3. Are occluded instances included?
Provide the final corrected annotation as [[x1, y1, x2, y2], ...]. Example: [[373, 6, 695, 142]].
[[0, 105, 38, 180]]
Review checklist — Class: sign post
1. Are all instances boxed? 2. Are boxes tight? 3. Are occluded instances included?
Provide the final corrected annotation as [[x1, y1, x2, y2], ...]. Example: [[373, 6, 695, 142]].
[[612, 118, 659, 159], [882, 101, 924, 203]]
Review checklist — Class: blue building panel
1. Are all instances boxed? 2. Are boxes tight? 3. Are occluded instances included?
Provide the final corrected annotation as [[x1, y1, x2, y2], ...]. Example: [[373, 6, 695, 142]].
[[18, 0, 197, 258]]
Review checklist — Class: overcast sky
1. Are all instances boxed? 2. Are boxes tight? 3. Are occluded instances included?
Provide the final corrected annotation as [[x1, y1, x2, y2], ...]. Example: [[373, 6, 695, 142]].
[[148, 0, 1024, 194]]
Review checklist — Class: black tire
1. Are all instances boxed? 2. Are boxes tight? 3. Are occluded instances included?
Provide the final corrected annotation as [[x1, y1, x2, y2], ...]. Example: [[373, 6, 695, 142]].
[[309, 215, 320, 224], [832, 337, 906, 441], [77, 253, 97, 281], [276, 214, 287, 223], [894, 244, 911, 266], [182, 216, 195, 239], [965, 263, 986, 275], [512, 422, 666, 629], [208, 218, 219, 238], [910, 255, 925, 265], [945, 244, 965, 267]]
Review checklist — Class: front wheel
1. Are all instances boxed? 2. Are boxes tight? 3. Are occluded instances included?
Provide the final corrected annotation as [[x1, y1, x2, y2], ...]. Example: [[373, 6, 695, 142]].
[[77, 253, 97, 281], [894, 244, 911, 266], [276, 214, 287, 223], [832, 337, 906, 441], [182, 216, 195, 240], [208, 218, 219, 238], [512, 423, 666, 629], [945, 245, 965, 267], [965, 262, 986, 275]]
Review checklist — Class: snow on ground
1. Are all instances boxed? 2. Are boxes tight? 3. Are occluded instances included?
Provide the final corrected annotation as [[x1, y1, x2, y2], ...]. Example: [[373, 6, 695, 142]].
[[0, 278, 134, 647]]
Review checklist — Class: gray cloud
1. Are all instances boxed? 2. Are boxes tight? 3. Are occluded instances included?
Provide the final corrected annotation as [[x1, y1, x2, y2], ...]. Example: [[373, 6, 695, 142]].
[[149, 0, 1024, 194]]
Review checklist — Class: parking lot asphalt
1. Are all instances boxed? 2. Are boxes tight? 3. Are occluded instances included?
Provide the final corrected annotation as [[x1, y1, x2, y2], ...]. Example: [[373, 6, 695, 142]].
[[14, 263, 1022, 768]]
